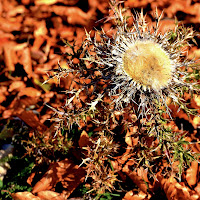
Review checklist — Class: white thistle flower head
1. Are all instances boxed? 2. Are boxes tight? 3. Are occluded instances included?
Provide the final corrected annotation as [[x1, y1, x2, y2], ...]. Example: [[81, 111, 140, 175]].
[[85, 3, 199, 119]]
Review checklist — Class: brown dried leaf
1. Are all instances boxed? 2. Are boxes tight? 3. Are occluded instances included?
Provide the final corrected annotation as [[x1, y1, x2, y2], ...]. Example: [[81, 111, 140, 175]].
[[124, 0, 153, 8], [52, 6, 93, 26], [32, 158, 85, 198], [165, 2, 185, 18], [3, 43, 15, 71], [34, 20, 48, 37], [37, 190, 65, 200], [194, 182, 200, 196], [35, 0, 58, 5], [16, 110, 47, 133], [11, 192, 41, 200], [35, 0, 79, 5], [186, 161, 199, 187], [123, 190, 151, 200], [20, 47, 33, 78], [6, 5, 26, 17], [27, 172, 36, 186], [2, 96, 47, 132], [125, 126, 139, 147], [122, 165, 152, 193], [0, 86, 8, 103], [159, 175, 200, 200], [8, 81, 26, 92], [0, 17, 21, 32], [78, 130, 92, 148], [18, 87, 41, 97]]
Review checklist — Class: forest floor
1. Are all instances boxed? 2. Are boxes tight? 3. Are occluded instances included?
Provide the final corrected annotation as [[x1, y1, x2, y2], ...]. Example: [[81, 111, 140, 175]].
[[0, 0, 200, 199]]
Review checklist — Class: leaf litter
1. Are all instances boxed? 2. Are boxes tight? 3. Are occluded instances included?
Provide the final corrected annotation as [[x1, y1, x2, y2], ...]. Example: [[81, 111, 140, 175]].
[[0, 0, 200, 199]]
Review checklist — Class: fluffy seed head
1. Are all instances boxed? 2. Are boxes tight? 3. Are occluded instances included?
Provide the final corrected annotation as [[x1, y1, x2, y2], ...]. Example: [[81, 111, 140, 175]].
[[123, 40, 173, 91]]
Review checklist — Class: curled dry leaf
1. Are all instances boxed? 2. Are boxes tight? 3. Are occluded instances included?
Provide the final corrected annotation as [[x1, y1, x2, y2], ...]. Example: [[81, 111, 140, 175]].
[[11, 191, 41, 200], [78, 130, 92, 148], [186, 161, 199, 187], [32, 158, 85, 199], [6, 5, 26, 17], [35, 0, 59, 5], [2, 96, 47, 132], [20, 47, 33, 78], [34, 20, 48, 37], [0, 17, 21, 32], [125, 126, 139, 147], [27, 171, 36, 186], [18, 87, 41, 98], [16, 110, 48, 133], [123, 190, 151, 200], [35, 0, 79, 6], [195, 182, 200, 196], [52, 6, 94, 26], [159, 175, 200, 200], [124, 0, 153, 8], [0, 86, 8, 103], [8, 81, 26, 92], [37, 190, 65, 200], [122, 164, 153, 193], [3, 43, 16, 71]]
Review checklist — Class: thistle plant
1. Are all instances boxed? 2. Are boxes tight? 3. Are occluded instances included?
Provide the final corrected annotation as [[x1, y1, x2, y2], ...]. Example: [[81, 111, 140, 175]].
[[85, 6, 199, 122], [46, 0, 199, 195], [81, 132, 119, 195]]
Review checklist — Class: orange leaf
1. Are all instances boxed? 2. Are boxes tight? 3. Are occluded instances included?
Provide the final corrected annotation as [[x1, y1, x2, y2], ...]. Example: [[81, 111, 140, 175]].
[[32, 158, 85, 198], [0, 86, 8, 103], [194, 182, 200, 196], [8, 81, 26, 92], [3, 43, 15, 71], [186, 161, 199, 187], [18, 87, 41, 97], [37, 191, 65, 200], [122, 165, 152, 193], [11, 192, 41, 200], [27, 172, 36, 186], [159, 175, 200, 200], [35, 0, 58, 5], [21, 47, 33, 78], [123, 190, 151, 200]]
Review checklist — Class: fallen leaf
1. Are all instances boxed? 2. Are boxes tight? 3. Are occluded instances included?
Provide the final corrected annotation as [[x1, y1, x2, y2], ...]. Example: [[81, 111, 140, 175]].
[[195, 182, 200, 196], [32, 158, 85, 198], [0, 86, 8, 103], [3, 43, 16, 71], [8, 81, 26, 92], [11, 192, 41, 200], [35, 0, 58, 5], [78, 130, 92, 148], [186, 161, 199, 187], [122, 165, 152, 193], [20, 47, 33, 78], [158, 175, 200, 200], [34, 20, 48, 37], [125, 126, 139, 147], [18, 87, 41, 97], [37, 190, 65, 200], [123, 190, 151, 200]]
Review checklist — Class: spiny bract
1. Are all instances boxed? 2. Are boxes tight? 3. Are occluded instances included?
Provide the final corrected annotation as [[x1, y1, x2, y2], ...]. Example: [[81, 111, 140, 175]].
[[47, 2, 199, 130], [84, 3, 199, 123]]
